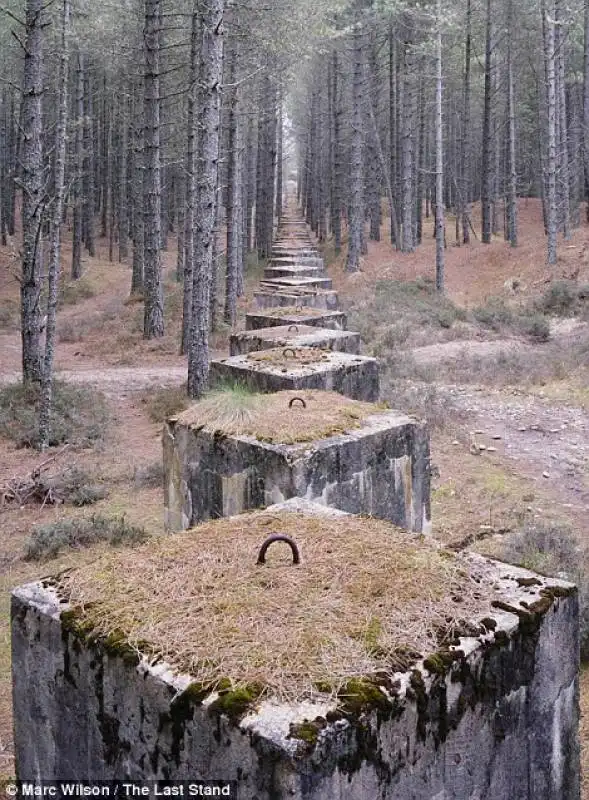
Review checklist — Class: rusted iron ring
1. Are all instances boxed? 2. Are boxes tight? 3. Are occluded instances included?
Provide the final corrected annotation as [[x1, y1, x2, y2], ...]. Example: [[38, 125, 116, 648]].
[[288, 396, 306, 409], [257, 534, 301, 565], [282, 347, 296, 359], [288, 324, 299, 332]]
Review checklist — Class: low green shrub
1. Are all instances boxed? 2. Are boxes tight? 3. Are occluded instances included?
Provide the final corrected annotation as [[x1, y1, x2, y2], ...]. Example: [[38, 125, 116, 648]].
[[25, 514, 148, 561]]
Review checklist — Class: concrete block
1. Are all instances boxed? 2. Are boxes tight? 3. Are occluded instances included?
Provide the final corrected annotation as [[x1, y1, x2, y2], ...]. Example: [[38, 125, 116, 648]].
[[209, 349, 379, 401], [229, 325, 361, 356], [263, 265, 324, 280], [254, 288, 339, 311], [162, 393, 425, 529], [12, 525, 579, 799], [245, 308, 347, 331], [260, 276, 333, 291]]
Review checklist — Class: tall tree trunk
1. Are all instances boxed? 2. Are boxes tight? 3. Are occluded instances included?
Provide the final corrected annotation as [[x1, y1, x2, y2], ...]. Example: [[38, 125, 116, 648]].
[[555, 0, 570, 239], [118, 95, 130, 261], [388, 23, 397, 246], [187, 0, 224, 398], [367, 37, 381, 242], [275, 96, 283, 223], [506, 0, 518, 247], [401, 38, 415, 252], [481, 0, 493, 243], [181, 7, 199, 355], [82, 66, 95, 256], [39, 0, 70, 450], [224, 44, 239, 327], [143, 0, 164, 338], [460, 0, 472, 244], [331, 49, 342, 254], [346, 27, 364, 272], [131, 83, 145, 295], [21, 0, 45, 385], [583, 0, 589, 222], [543, 0, 558, 265], [435, 0, 444, 292], [71, 52, 84, 279]]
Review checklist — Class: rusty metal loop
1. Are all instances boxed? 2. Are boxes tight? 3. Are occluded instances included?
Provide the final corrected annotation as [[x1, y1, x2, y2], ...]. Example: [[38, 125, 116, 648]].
[[288, 396, 306, 410], [256, 534, 301, 566], [288, 324, 299, 333], [282, 347, 296, 359]]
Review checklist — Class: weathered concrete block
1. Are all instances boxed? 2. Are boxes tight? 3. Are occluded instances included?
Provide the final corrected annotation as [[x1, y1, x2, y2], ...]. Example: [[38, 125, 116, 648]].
[[12, 516, 579, 799], [254, 288, 339, 311], [209, 349, 379, 401], [269, 256, 324, 267], [263, 265, 323, 280], [162, 391, 425, 529], [260, 276, 333, 291], [246, 308, 347, 331], [229, 325, 361, 356]]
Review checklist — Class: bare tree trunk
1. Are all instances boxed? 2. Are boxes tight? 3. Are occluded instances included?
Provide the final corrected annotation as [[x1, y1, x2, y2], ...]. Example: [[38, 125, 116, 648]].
[[583, 0, 589, 222], [331, 50, 342, 254], [39, 0, 70, 450], [71, 52, 84, 279], [275, 96, 283, 223], [21, 0, 45, 385], [345, 27, 364, 272], [118, 94, 130, 261], [82, 66, 95, 257], [187, 0, 224, 398], [181, 7, 199, 355], [543, 0, 558, 265], [131, 83, 144, 295], [555, 0, 570, 239], [506, 0, 518, 247], [143, 0, 164, 338], [461, 0, 472, 244], [224, 44, 239, 327], [401, 38, 415, 253], [435, 0, 444, 293], [481, 0, 493, 243]]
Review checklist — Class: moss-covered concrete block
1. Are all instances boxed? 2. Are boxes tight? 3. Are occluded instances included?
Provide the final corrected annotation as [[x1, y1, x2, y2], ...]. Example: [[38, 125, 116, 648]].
[[229, 325, 361, 356], [209, 349, 379, 401], [12, 524, 579, 799], [162, 398, 427, 530], [245, 308, 347, 331]]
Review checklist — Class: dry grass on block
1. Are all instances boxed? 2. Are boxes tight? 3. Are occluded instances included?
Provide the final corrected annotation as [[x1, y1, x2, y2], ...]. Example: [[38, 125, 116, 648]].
[[247, 347, 330, 366], [176, 389, 381, 444], [58, 511, 498, 702], [263, 306, 326, 318]]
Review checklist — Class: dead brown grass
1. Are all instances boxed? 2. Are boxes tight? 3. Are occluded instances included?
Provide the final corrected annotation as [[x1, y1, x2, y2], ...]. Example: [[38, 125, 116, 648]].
[[58, 510, 498, 701], [177, 389, 381, 444]]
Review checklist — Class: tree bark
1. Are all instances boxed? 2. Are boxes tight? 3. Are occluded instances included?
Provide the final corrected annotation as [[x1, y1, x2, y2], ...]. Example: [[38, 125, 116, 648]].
[[481, 0, 493, 243], [506, 0, 518, 247], [143, 0, 165, 338], [21, 0, 45, 385], [345, 26, 364, 272], [543, 0, 558, 265], [435, 0, 445, 292], [39, 0, 70, 450], [187, 0, 224, 398], [71, 52, 84, 279], [131, 82, 145, 295]]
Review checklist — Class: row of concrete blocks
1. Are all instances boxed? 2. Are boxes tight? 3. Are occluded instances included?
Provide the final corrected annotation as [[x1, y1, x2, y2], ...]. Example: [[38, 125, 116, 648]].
[[12, 213, 581, 800], [164, 216, 429, 534]]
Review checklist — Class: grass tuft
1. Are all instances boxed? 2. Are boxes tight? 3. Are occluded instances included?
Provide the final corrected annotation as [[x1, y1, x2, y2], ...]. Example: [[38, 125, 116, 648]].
[[0, 381, 110, 449], [25, 514, 148, 561]]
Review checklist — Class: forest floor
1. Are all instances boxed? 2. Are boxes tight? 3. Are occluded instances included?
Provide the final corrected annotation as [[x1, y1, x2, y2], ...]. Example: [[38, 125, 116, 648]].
[[0, 198, 588, 791]]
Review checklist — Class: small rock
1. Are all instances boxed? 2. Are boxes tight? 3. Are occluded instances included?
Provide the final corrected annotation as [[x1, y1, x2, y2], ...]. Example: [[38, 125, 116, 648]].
[[542, 471, 550, 478], [518, 427, 527, 432], [475, 429, 484, 435], [487, 446, 497, 452], [452, 440, 460, 446], [492, 435, 502, 440], [478, 445, 487, 451]]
